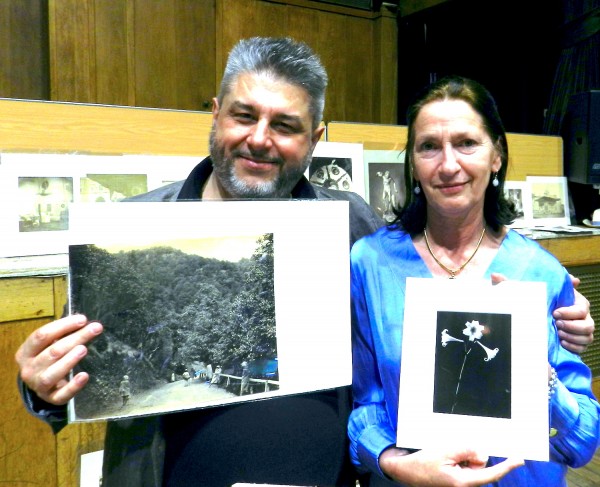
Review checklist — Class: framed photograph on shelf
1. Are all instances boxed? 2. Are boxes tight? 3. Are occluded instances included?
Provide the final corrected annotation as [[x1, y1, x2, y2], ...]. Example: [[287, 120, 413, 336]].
[[503, 181, 533, 228], [526, 176, 571, 227], [397, 277, 549, 461], [305, 142, 365, 198], [363, 149, 406, 223]]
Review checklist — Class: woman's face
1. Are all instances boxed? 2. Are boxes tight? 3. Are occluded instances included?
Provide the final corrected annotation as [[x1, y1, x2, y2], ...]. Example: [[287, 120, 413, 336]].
[[412, 99, 501, 221]]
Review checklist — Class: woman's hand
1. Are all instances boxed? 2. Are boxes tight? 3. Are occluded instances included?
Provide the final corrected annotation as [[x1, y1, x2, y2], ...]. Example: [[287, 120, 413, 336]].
[[379, 446, 523, 486]]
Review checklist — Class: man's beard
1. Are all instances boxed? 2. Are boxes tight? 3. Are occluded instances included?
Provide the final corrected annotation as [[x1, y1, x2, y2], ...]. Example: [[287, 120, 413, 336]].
[[209, 129, 312, 199]]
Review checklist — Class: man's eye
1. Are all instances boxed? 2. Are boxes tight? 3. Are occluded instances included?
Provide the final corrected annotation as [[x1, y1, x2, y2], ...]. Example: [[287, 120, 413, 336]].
[[273, 122, 298, 134], [234, 112, 254, 122]]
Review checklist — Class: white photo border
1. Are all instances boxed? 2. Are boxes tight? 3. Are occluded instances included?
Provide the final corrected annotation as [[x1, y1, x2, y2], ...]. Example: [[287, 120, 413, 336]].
[[397, 278, 549, 461], [306, 141, 365, 198], [363, 149, 406, 223], [526, 176, 571, 227], [503, 180, 533, 228], [67, 200, 352, 422]]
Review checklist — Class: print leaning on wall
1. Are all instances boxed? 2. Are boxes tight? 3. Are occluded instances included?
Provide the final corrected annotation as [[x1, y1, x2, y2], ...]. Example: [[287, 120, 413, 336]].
[[526, 176, 571, 227], [304, 141, 365, 197], [0, 152, 200, 258]]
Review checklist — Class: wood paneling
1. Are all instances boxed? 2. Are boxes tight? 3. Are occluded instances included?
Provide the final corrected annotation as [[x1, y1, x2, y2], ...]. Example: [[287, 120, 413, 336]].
[[0, 98, 213, 156], [0, 277, 55, 323], [1, 316, 58, 486], [48, 0, 396, 123], [49, 0, 217, 110], [0, 0, 49, 100]]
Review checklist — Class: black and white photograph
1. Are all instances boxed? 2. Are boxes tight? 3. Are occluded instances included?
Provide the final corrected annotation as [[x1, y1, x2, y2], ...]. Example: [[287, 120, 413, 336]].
[[363, 149, 406, 223], [18, 176, 73, 232], [306, 141, 365, 197], [527, 176, 571, 226], [434, 310, 512, 419], [66, 200, 353, 422], [80, 173, 148, 202], [398, 277, 550, 461], [69, 233, 277, 421], [503, 180, 532, 228]]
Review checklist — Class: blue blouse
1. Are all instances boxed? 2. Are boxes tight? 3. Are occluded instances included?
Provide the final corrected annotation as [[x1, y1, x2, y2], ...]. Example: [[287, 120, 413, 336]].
[[349, 227, 600, 486]]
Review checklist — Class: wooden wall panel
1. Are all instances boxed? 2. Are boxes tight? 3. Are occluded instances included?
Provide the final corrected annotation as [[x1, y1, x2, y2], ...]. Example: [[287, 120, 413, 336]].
[[174, 0, 217, 110], [50, 0, 217, 111], [133, 1, 178, 108], [49, 0, 95, 102], [94, 0, 131, 106], [0, 0, 49, 100], [0, 98, 213, 156], [1, 316, 58, 487], [0, 277, 55, 323]]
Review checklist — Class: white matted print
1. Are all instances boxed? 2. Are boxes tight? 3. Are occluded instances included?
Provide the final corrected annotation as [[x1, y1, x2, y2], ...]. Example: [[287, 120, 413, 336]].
[[503, 181, 533, 228], [0, 152, 201, 258], [67, 200, 351, 422], [398, 278, 549, 461], [526, 176, 571, 227], [363, 150, 406, 223], [306, 142, 365, 197]]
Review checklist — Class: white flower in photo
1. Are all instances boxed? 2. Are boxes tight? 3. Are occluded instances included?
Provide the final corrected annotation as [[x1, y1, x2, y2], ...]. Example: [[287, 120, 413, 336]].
[[462, 320, 484, 342]]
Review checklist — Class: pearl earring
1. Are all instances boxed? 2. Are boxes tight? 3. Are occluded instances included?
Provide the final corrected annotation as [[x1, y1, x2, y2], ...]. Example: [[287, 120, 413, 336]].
[[492, 173, 499, 187], [414, 183, 421, 195]]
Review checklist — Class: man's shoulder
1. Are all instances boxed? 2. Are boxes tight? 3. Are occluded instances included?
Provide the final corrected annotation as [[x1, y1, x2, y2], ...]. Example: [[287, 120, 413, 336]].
[[311, 185, 385, 244], [125, 181, 185, 202]]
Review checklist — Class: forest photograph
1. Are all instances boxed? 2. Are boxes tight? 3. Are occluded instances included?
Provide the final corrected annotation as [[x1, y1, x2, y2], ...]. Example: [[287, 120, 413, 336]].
[[68, 233, 276, 421]]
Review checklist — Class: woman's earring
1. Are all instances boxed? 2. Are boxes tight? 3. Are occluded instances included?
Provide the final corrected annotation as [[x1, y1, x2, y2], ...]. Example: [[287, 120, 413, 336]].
[[492, 173, 499, 187], [414, 182, 421, 195]]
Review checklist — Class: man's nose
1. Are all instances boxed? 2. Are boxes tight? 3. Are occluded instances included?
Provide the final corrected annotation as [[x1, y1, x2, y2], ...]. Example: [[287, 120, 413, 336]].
[[247, 119, 272, 149]]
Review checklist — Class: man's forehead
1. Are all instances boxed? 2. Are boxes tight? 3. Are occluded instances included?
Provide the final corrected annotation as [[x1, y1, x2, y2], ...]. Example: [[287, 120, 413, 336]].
[[224, 72, 311, 117]]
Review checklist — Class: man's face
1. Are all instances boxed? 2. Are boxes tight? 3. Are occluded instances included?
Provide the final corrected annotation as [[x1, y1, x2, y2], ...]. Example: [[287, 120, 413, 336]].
[[209, 72, 324, 198]]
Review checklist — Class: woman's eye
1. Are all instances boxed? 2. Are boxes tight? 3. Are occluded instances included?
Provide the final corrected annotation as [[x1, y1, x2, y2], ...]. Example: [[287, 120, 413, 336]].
[[418, 141, 437, 152], [457, 139, 478, 152]]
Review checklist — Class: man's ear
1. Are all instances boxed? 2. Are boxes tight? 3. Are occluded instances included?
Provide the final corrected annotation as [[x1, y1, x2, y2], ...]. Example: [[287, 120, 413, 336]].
[[211, 97, 220, 124], [311, 125, 325, 147]]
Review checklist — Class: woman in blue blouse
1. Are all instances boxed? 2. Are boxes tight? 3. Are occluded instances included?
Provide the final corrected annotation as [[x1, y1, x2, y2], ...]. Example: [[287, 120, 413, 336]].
[[349, 76, 600, 486]]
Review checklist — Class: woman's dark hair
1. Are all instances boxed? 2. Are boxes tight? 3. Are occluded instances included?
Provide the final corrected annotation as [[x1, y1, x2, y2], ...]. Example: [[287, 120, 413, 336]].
[[396, 75, 516, 233]]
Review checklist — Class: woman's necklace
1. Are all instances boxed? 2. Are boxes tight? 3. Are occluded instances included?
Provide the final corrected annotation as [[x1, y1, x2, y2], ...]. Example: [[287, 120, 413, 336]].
[[423, 226, 486, 279]]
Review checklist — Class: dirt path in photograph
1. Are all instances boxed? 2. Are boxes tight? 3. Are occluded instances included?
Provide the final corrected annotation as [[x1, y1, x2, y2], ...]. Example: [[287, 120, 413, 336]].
[[93, 379, 237, 420]]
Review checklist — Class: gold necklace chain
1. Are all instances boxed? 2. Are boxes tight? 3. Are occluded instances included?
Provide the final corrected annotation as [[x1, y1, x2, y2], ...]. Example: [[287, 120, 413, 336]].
[[423, 227, 486, 279]]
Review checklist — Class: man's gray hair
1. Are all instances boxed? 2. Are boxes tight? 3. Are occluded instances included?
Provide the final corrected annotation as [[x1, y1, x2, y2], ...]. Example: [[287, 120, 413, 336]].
[[218, 37, 328, 130]]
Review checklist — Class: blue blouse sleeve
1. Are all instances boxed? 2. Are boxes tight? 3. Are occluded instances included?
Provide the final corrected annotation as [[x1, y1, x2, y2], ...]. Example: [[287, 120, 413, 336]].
[[547, 272, 600, 467], [348, 242, 396, 476]]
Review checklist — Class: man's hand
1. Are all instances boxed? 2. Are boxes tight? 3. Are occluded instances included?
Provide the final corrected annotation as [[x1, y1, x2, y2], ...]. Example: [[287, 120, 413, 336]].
[[15, 314, 103, 405], [491, 273, 594, 354], [379, 446, 524, 486], [554, 275, 594, 354]]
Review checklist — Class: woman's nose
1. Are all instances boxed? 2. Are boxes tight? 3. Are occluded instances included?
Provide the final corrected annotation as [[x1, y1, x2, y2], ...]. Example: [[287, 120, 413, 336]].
[[439, 144, 460, 172]]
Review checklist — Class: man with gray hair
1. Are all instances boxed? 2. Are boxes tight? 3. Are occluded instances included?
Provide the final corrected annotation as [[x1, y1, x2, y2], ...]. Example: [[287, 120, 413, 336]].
[[16, 37, 383, 487]]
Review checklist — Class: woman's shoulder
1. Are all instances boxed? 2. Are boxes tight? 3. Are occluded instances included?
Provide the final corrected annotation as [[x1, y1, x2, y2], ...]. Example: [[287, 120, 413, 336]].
[[503, 229, 569, 278]]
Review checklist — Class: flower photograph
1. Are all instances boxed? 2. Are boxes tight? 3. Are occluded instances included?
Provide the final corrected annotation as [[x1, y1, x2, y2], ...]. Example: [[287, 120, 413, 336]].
[[433, 310, 512, 418]]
